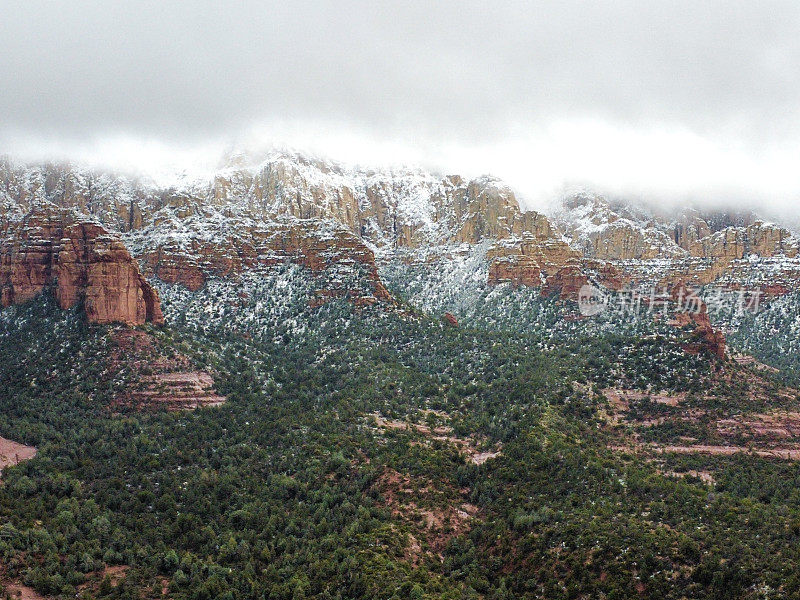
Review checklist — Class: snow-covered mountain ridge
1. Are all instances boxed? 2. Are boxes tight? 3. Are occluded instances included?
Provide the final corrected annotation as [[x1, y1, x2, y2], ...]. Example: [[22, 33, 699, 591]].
[[1, 151, 799, 308]]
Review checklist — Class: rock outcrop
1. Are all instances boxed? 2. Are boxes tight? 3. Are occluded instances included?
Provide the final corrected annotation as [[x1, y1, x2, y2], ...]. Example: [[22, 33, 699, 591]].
[[1, 156, 563, 252], [1, 154, 798, 312], [672, 211, 713, 252], [486, 231, 628, 299], [693, 221, 798, 260], [108, 329, 224, 410], [550, 193, 800, 294], [553, 194, 687, 261], [127, 214, 394, 307], [487, 233, 580, 287], [0, 206, 163, 325], [668, 282, 726, 359], [443, 312, 459, 327]]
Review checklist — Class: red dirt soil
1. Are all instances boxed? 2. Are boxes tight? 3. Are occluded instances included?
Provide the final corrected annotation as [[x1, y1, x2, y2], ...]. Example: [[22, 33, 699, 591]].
[[604, 366, 800, 462], [376, 467, 479, 562], [371, 413, 501, 465], [0, 437, 36, 473], [1, 581, 50, 600]]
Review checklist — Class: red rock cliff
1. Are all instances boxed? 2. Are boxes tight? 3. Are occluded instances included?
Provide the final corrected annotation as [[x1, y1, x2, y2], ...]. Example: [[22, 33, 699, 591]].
[[669, 282, 726, 360], [129, 216, 394, 307], [0, 207, 164, 326]]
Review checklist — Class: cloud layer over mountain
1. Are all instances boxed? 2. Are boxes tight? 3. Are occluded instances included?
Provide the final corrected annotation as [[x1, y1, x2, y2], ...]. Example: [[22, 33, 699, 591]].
[[2, 1, 799, 219]]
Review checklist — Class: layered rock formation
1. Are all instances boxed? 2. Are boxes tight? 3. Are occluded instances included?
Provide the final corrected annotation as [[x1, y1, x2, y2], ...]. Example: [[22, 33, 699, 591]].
[[557, 194, 799, 263], [126, 214, 393, 306], [0, 159, 153, 232], [108, 329, 224, 410], [487, 233, 580, 288], [207, 159, 557, 250], [693, 221, 798, 260], [668, 282, 727, 359], [2, 155, 562, 308], [485, 226, 629, 299], [0, 154, 565, 252], [553, 194, 686, 261], [0, 206, 163, 325], [551, 194, 800, 294], [1, 153, 798, 320], [672, 211, 713, 252]]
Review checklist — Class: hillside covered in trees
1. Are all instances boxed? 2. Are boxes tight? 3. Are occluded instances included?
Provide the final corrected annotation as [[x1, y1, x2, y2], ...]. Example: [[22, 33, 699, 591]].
[[0, 265, 798, 600]]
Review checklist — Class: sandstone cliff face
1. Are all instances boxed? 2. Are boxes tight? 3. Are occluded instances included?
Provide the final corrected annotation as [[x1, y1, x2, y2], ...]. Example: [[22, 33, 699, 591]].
[[585, 221, 686, 260], [2, 155, 798, 309], [216, 162, 556, 250], [551, 193, 800, 294], [0, 206, 163, 325], [672, 212, 713, 252], [488, 234, 579, 278], [1, 156, 559, 252], [693, 221, 799, 260], [0, 160, 153, 232], [553, 193, 800, 263], [1, 158, 402, 309], [555, 195, 687, 261], [487, 233, 578, 289], [212, 158, 364, 232], [126, 214, 393, 306], [668, 282, 726, 359], [485, 230, 630, 299]]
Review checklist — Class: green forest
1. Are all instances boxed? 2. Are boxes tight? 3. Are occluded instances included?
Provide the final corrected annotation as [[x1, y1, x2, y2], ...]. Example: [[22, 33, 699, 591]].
[[0, 273, 799, 599]]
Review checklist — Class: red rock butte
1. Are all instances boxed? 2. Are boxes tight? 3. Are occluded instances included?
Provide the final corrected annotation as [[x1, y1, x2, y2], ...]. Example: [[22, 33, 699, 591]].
[[0, 207, 164, 326]]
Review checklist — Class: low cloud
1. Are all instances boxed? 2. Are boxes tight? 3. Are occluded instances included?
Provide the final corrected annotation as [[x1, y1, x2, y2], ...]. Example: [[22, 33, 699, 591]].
[[2, 1, 799, 221]]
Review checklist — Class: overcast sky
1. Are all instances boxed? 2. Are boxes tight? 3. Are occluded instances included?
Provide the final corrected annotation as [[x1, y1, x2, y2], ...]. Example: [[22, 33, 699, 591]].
[[2, 1, 800, 216]]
